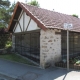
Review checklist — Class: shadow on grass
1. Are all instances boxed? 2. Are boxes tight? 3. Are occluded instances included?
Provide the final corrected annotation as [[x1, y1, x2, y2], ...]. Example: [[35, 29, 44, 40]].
[[0, 53, 36, 66]]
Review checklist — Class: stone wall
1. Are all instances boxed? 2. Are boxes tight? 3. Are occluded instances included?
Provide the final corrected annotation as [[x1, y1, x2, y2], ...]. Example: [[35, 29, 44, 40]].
[[40, 29, 61, 68]]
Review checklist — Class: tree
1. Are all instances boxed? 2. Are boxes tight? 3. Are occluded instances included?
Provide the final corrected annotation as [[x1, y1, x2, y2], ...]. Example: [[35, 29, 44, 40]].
[[7, 1, 16, 24], [0, 0, 10, 8], [0, 0, 10, 28], [72, 14, 78, 18], [28, 0, 40, 7], [0, 0, 16, 28]]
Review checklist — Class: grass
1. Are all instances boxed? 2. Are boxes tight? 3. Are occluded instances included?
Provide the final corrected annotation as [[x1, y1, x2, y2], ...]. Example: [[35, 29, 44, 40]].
[[0, 53, 36, 66]]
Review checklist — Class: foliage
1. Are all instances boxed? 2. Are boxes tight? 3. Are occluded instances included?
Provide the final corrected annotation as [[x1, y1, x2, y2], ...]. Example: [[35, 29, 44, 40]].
[[5, 40, 12, 48], [69, 56, 80, 65], [61, 56, 80, 65], [76, 60, 80, 65], [0, 28, 12, 49], [0, 33, 11, 49], [72, 14, 78, 18], [28, 0, 40, 7], [0, 0, 16, 28]]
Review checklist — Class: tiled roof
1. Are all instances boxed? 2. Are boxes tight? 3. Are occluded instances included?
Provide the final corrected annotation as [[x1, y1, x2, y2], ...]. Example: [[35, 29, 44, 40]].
[[8, 2, 80, 32]]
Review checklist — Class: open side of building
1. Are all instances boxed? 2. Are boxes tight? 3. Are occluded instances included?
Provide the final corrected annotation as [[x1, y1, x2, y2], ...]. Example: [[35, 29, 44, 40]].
[[8, 2, 80, 68]]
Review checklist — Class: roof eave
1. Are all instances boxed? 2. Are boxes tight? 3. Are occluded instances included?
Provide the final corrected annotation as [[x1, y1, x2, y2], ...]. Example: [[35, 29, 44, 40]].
[[8, 2, 19, 32]]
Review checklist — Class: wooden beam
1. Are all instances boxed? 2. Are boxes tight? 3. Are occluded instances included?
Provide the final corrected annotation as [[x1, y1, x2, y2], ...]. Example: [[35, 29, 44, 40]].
[[14, 10, 24, 32], [18, 10, 24, 32], [26, 18, 31, 31], [13, 19, 18, 32], [55, 32, 61, 34], [13, 10, 24, 32], [13, 21, 18, 32], [18, 21, 22, 32], [18, 10, 24, 21], [23, 12, 25, 31], [13, 19, 23, 32], [13, 19, 18, 22]]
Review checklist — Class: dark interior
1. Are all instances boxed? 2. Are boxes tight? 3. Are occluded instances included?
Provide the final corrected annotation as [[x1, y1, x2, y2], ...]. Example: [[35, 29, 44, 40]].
[[61, 30, 80, 59], [15, 31, 40, 63]]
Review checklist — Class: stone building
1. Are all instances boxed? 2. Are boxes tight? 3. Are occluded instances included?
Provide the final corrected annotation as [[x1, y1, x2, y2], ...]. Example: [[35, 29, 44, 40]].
[[8, 2, 80, 68]]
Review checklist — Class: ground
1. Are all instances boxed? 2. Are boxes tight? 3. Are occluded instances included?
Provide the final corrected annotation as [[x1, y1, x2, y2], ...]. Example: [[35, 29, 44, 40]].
[[0, 59, 80, 80], [0, 73, 15, 80]]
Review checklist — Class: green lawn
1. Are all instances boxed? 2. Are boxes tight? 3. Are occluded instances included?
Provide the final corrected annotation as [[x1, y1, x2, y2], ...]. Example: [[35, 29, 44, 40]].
[[0, 53, 35, 66]]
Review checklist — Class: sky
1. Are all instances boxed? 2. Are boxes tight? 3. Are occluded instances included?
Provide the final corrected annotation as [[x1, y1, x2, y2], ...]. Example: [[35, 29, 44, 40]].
[[10, 0, 80, 17]]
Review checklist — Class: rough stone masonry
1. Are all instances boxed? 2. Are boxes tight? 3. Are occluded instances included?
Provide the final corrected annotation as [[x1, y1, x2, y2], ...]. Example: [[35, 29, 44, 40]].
[[40, 29, 61, 68]]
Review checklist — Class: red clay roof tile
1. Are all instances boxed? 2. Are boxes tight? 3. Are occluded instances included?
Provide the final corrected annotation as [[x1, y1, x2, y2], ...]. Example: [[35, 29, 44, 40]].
[[8, 2, 80, 32]]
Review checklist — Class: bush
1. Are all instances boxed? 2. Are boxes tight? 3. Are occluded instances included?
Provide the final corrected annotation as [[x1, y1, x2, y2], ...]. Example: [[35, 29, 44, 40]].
[[5, 41, 12, 48], [76, 60, 80, 65]]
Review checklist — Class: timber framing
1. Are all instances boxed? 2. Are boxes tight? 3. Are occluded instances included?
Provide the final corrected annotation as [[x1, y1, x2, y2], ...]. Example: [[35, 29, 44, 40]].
[[23, 12, 25, 31], [13, 20, 18, 32], [13, 10, 24, 32], [18, 21, 22, 32], [8, 2, 47, 32], [26, 18, 31, 31], [13, 19, 22, 32]]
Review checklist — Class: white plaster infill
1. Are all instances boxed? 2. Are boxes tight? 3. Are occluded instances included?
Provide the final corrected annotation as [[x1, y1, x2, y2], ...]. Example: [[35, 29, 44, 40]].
[[21, 3, 46, 29]]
